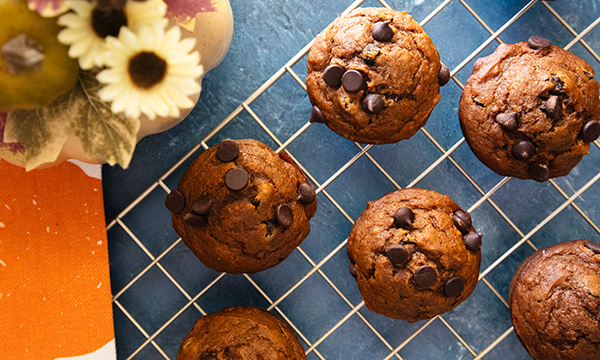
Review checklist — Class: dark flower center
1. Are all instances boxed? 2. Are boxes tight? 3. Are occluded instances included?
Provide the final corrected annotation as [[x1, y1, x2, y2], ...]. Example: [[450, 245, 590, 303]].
[[128, 51, 167, 89], [91, 8, 128, 38]]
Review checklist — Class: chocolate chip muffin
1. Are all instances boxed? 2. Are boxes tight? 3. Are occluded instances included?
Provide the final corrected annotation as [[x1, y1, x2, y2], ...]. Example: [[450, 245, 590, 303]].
[[509, 240, 600, 360], [347, 188, 482, 322], [459, 37, 600, 182], [166, 139, 317, 274], [177, 306, 306, 360], [306, 7, 447, 144]]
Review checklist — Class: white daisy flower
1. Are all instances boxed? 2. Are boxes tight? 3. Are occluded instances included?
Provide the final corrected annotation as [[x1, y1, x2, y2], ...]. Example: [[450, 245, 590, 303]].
[[97, 23, 204, 120], [57, 0, 168, 69]]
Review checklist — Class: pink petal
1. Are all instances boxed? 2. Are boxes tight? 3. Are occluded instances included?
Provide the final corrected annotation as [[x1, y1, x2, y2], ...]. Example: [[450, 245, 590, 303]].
[[164, 0, 216, 24], [0, 113, 25, 155]]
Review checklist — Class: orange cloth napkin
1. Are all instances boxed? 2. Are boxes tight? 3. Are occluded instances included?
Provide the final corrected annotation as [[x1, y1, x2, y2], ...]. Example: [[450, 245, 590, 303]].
[[0, 160, 116, 360]]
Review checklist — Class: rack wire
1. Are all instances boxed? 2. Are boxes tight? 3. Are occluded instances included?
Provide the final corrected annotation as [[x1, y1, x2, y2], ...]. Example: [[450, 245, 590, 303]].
[[106, 1, 600, 359]]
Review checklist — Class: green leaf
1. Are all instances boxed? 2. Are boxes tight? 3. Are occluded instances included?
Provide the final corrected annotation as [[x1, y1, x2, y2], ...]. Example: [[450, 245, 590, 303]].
[[74, 71, 141, 168], [5, 87, 81, 170], [5, 70, 140, 171]]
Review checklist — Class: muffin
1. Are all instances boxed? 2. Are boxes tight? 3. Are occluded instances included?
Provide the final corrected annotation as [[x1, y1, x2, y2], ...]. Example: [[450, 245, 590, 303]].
[[459, 37, 600, 182], [166, 139, 317, 273], [177, 306, 306, 360], [509, 240, 600, 360], [306, 7, 447, 144], [347, 188, 482, 322]]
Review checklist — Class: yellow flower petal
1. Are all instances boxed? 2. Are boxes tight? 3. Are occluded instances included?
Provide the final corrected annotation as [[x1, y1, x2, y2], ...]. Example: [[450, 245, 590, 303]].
[[58, 0, 168, 68], [96, 21, 203, 120], [69, 0, 94, 15], [150, 96, 170, 117], [178, 38, 196, 54], [124, 92, 142, 119]]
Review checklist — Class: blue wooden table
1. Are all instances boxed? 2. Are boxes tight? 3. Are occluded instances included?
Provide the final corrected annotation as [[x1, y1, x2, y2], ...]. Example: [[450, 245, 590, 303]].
[[103, 1, 600, 359]]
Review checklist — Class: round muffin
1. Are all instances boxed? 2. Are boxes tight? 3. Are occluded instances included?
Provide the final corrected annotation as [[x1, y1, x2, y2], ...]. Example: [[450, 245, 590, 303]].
[[347, 188, 482, 322], [459, 37, 600, 182], [306, 7, 446, 144], [166, 139, 317, 274], [509, 240, 600, 360], [177, 306, 306, 360]]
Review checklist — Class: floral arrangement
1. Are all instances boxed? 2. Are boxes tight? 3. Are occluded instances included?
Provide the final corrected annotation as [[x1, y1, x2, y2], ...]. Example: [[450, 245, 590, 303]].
[[0, 0, 209, 170]]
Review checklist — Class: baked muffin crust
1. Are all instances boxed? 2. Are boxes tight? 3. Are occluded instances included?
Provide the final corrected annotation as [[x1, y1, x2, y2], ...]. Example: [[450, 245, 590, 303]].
[[347, 188, 481, 321], [509, 240, 600, 360], [167, 139, 317, 273], [306, 7, 443, 144], [459, 39, 600, 181], [177, 306, 306, 360]]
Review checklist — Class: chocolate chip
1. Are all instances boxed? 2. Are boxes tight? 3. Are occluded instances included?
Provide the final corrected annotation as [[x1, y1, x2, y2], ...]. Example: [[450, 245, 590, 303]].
[[297, 183, 316, 204], [472, 97, 486, 108], [362, 93, 385, 114], [323, 64, 344, 87], [225, 168, 249, 191], [582, 120, 600, 143], [165, 190, 185, 213], [453, 210, 472, 234], [528, 36, 551, 50], [192, 194, 212, 215], [394, 207, 414, 229], [438, 64, 451, 86], [584, 240, 600, 254], [216, 139, 239, 162], [279, 151, 294, 164], [386, 244, 410, 265], [584, 71, 594, 80], [528, 162, 550, 182], [275, 204, 293, 228], [372, 21, 394, 42], [310, 105, 327, 124], [544, 95, 562, 120], [183, 213, 207, 227], [511, 140, 536, 161], [360, 44, 381, 63], [264, 221, 275, 237], [444, 277, 465, 298], [463, 231, 482, 252], [495, 112, 518, 131], [550, 76, 565, 95], [414, 266, 437, 288], [349, 262, 357, 278], [342, 70, 363, 92], [200, 355, 218, 360]]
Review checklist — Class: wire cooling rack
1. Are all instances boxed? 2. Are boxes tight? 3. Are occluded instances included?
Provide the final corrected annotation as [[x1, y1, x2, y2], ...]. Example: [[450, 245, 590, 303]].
[[105, 0, 600, 359]]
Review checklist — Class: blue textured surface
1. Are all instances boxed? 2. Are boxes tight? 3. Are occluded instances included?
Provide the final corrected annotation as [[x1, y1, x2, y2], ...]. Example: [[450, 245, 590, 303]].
[[104, 0, 600, 359]]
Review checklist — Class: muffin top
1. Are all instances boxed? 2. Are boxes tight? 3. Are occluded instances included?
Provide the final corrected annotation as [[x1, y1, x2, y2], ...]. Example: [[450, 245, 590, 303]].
[[459, 38, 600, 181], [167, 139, 317, 274], [509, 240, 600, 360], [306, 7, 442, 144], [177, 306, 306, 360], [347, 188, 481, 321]]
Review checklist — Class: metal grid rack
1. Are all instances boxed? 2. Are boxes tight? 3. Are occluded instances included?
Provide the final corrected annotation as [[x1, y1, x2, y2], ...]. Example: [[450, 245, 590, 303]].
[[105, 1, 600, 359]]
